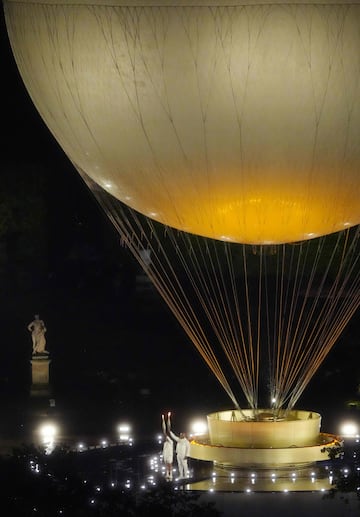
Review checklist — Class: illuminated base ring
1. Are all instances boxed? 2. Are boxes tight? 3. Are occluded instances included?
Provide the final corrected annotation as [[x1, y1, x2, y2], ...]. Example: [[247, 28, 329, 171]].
[[189, 409, 341, 469]]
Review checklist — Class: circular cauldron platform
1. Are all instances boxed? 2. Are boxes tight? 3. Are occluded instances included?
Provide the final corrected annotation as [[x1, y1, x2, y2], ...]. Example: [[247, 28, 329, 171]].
[[190, 409, 342, 469]]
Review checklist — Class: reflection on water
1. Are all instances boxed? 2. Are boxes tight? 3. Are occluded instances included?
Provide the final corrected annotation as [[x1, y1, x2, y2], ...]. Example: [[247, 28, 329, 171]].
[[146, 444, 358, 494], [186, 466, 334, 493]]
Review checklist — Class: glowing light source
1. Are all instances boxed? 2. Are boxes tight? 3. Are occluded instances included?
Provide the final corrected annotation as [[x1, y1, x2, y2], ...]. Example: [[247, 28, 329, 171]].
[[190, 419, 208, 437], [117, 423, 132, 443], [340, 422, 359, 437], [38, 422, 58, 455]]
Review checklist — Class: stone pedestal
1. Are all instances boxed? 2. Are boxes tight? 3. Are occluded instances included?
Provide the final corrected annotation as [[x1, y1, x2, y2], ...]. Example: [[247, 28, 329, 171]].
[[30, 354, 51, 398]]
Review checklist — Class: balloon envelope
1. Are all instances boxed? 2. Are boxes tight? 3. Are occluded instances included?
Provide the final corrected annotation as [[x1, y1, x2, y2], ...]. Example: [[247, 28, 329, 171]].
[[4, 0, 360, 243]]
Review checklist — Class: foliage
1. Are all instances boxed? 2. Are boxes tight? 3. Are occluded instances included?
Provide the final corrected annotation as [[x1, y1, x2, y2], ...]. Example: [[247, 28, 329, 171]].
[[321, 442, 344, 461]]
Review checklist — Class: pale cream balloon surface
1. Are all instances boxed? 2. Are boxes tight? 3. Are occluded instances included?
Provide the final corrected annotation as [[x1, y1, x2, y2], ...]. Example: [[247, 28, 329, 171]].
[[4, 0, 360, 244]]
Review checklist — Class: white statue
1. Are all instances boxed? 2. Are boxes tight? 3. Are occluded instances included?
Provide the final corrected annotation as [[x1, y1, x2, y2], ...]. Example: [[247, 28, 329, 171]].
[[28, 314, 48, 355]]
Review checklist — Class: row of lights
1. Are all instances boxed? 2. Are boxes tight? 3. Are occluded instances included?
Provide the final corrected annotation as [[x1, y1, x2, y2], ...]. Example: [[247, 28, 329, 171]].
[[38, 417, 208, 453], [37, 417, 359, 455], [37, 421, 134, 454], [77, 424, 134, 451]]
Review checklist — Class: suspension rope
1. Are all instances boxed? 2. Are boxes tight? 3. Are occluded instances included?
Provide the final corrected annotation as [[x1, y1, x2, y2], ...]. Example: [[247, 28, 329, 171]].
[[79, 169, 360, 412]]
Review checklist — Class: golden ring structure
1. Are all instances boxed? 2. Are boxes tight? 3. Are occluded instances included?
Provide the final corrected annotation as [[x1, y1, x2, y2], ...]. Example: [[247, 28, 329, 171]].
[[190, 409, 341, 469]]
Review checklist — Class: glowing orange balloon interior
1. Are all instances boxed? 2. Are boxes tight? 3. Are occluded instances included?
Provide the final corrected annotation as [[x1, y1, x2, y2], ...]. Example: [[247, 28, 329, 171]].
[[4, 0, 360, 244]]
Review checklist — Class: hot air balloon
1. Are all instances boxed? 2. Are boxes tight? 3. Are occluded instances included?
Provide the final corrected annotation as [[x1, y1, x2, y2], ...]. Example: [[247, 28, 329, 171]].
[[4, 0, 360, 468], [3, 0, 360, 245]]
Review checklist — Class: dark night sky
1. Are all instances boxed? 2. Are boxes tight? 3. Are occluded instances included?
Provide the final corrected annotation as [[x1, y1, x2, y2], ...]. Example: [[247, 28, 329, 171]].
[[0, 5, 359, 442], [0, 5, 228, 440]]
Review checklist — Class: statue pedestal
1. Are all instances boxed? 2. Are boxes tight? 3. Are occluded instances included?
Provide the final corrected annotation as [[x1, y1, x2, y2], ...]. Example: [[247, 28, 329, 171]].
[[30, 354, 51, 398]]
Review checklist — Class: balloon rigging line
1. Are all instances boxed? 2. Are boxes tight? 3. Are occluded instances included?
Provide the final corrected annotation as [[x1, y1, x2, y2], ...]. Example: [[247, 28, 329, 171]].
[[82, 172, 360, 414], [80, 172, 241, 411]]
